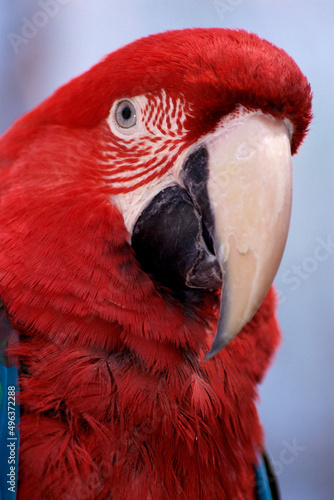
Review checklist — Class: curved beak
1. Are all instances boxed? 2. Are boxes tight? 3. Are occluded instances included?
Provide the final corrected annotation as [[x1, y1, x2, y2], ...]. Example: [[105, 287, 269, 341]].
[[204, 113, 292, 360]]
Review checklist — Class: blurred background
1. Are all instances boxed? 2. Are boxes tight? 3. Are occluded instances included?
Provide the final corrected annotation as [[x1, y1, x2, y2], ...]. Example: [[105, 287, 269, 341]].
[[1, 1, 333, 498]]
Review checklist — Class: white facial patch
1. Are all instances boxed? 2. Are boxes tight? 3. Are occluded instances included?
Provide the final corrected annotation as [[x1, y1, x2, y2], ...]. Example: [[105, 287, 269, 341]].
[[101, 91, 193, 235], [111, 174, 181, 237]]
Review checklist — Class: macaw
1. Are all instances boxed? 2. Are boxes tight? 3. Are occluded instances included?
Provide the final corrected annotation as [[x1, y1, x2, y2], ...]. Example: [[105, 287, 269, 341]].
[[0, 28, 312, 500]]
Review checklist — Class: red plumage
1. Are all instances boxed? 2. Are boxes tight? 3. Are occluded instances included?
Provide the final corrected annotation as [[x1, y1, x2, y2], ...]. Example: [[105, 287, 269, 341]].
[[0, 28, 312, 499]]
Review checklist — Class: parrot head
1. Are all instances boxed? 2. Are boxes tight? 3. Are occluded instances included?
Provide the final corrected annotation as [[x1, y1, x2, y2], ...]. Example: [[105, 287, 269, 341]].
[[0, 28, 312, 359]]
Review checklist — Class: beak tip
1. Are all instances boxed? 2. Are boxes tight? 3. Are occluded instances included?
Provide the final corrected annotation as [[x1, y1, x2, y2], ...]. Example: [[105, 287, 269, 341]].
[[203, 335, 231, 361], [203, 350, 216, 361]]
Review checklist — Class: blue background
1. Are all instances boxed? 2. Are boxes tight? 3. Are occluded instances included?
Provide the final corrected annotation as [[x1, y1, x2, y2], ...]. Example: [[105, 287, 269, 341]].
[[1, 1, 333, 498]]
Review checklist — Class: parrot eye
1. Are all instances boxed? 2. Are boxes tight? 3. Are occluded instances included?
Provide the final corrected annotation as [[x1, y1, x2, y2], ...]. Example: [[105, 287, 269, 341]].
[[115, 100, 137, 128]]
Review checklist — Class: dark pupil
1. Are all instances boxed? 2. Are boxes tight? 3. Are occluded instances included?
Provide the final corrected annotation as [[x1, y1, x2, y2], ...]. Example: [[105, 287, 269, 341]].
[[122, 106, 131, 120]]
